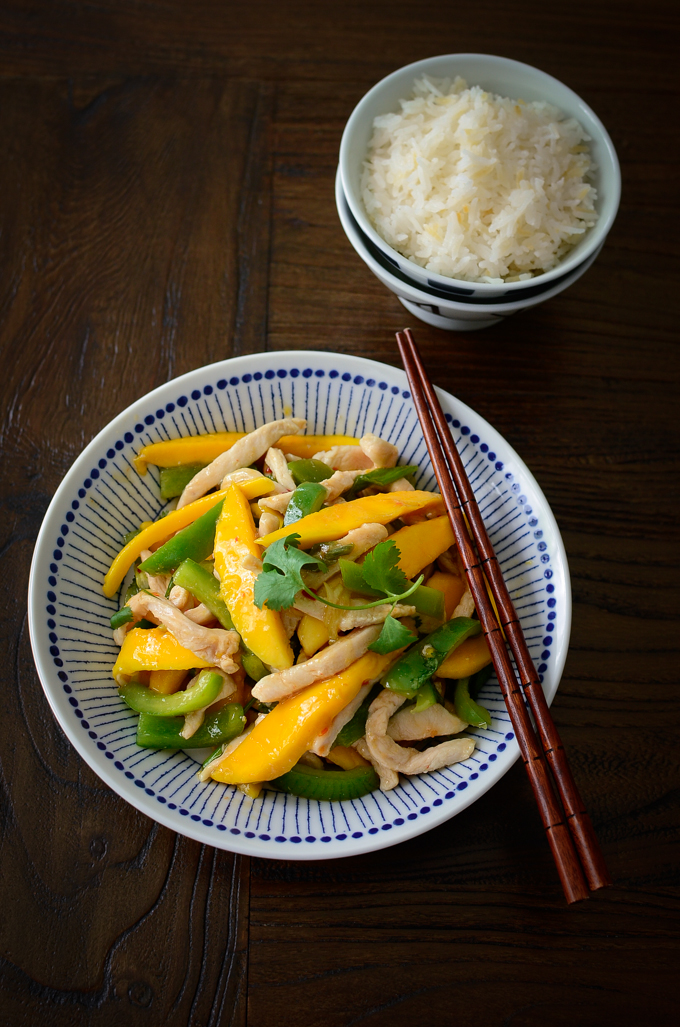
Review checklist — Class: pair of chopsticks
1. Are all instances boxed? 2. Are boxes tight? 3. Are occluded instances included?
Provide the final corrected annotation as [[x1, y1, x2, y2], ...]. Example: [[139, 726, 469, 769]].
[[397, 328, 610, 904]]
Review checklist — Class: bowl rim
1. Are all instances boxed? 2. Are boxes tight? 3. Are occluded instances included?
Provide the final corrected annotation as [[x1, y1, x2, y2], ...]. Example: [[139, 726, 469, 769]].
[[339, 52, 621, 295], [28, 350, 572, 860], [336, 166, 604, 312]]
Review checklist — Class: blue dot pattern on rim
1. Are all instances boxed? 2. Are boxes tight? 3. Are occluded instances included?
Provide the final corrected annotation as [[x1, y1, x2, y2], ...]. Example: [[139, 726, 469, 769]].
[[38, 358, 559, 855]]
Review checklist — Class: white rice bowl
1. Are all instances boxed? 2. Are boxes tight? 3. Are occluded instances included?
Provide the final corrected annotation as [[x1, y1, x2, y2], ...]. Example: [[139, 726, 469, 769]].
[[362, 75, 598, 284]]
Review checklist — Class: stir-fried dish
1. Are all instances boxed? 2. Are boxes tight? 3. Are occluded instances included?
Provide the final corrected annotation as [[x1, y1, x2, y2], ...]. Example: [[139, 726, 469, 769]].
[[104, 417, 494, 801]]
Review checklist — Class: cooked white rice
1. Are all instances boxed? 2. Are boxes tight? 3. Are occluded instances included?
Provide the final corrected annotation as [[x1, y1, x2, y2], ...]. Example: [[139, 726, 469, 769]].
[[362, 76, 598, 283]]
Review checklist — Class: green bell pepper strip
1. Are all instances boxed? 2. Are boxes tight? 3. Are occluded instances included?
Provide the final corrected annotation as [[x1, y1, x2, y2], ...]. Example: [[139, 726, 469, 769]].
[[138, 500, 224, 576], [308, 541, 354, 563], [413, 679, 439, 713], [110, 606, 134, 630], [405, 584, 444, 621], [347, 464, 419, 498], [173, 557, 234, 629], [469, 663, 494, 700], [242, 652, 269, 681], [159, 463, 206, 500], [272, 761, 379, 801], [339, 560, 444, 621], [283, 481, 328, 526], [136, 703, 246, 748], [454, 677, 492, 728], [382, 617, 482, 698], [287, 458, 333, 485], [338, 559, 382, 596], [119, 669, 223, 716], [109, 606, 154, 630], [332, 684, 381, 748], [135, 565, 149, 591]]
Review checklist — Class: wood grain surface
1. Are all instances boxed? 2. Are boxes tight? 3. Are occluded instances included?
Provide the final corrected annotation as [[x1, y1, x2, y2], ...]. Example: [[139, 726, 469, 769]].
[[0, 2, 677, 1025]]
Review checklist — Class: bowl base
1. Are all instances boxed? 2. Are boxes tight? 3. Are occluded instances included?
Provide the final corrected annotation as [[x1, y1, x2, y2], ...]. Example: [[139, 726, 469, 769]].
[[398, 296, 515, 331]]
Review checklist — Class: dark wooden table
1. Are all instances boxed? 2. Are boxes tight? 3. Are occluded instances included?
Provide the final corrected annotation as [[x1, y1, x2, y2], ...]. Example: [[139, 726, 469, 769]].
[[1, 2, 678, 1024]]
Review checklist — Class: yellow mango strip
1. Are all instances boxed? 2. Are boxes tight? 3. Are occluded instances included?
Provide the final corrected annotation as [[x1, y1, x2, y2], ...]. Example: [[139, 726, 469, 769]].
[[102, 475, 273, 598], [258, 490, 445, 549], [214, 485, 294, 671], [134, 432, 360, 473], [279, 434, 359, 459], [387, 515, 455, 580], [427, 570, 467, 620], [112, 628, 211, 679], [437, 633, 492, 679], [149, 669, 188, 694], [134, 432, 245, 474], [210, 651, 394, 784], [297, 614, 329, 657], [326, 745, 370, 770]]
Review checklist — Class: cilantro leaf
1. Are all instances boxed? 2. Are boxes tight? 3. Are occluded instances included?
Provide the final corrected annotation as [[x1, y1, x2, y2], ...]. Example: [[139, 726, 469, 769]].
[[253, 533, 326, 612], [361, 540, 410, 597], [253, 568, 302, 611], [368, 614, 418, 654], [348, 465, 418, 498]]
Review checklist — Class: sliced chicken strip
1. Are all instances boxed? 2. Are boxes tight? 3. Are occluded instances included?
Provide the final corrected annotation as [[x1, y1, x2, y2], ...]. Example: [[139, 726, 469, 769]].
[[311, 681, 372, 757], [387, 703, 468, 741], [258, 509, 282, 538], [168, 585, 192, 610], [259, 491, 293, 514], [139, 549, 171, 596], [312, 446, 373, 471], [366, 689, 475, 774], [452, 588, 475, 619], [252, 625, 381, 702], [281, 608, 302, 639], [265, 447, 296, 491], [181, 670, 237, 739], [177, 417, 306, 508], [342, 522, 389, 556], [353, 737, 399, 791], [320, 469, 365, 502], [387, 477, 415, 492], [128, 592, 240, 674], [360, 433, 398, 468], [184, 603, 216, 626], [113, 624, 131, 647], [293, 595, 327, 621], [337, 603, 415, 631], [113, 564, 177, 643]]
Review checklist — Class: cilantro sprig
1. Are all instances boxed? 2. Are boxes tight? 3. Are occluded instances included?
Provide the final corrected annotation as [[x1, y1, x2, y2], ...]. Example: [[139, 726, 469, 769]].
[[253, 534, 326, 612], [253, 536, 420, 654]]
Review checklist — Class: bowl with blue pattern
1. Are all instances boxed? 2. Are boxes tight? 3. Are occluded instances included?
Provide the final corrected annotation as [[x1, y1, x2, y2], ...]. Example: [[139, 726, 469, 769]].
[[28, 351, 571, 860]]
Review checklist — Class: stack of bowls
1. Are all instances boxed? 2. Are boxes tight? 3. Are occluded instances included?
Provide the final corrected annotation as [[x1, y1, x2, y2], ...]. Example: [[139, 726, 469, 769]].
[[337, 54, 621, 330]]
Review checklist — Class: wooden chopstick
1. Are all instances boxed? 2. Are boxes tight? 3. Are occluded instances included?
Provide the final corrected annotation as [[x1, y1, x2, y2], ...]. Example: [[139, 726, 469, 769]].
[[397, 329, 610, 902]]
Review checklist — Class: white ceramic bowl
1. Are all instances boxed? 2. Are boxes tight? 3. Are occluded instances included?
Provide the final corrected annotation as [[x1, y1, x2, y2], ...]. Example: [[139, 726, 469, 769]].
[[336, 168, 603, 331], [339, 53, 620, 301], [29, 351, 571, 860]]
